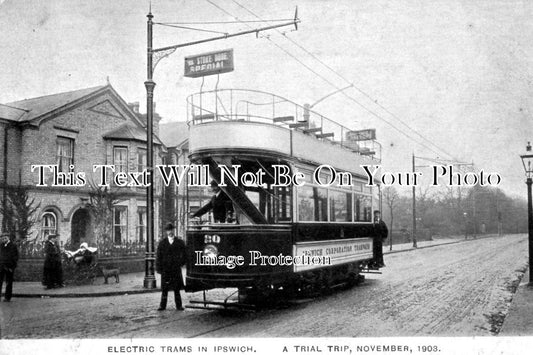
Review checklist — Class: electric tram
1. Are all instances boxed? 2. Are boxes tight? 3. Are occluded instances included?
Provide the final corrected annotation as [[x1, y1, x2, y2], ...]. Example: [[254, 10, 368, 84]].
[[184, 89, 382, 304]]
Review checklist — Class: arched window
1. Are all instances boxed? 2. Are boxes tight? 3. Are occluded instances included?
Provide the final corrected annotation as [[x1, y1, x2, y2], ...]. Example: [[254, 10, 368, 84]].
[[41, 211, 57, 239]]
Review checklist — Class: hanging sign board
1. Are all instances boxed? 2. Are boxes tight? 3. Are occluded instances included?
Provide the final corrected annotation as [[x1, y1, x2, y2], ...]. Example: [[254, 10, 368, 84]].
[[346, 129, 376, 141], [184, 49, 234, 78]]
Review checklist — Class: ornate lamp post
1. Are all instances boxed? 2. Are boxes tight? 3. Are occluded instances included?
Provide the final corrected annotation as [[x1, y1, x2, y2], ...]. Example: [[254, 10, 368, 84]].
[[142, 9, 299, 289], [520, 141, 533, 283]]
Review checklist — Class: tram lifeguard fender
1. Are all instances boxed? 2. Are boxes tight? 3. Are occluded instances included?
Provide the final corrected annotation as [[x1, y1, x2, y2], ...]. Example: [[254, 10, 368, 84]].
[[204, 158, 268, 224]]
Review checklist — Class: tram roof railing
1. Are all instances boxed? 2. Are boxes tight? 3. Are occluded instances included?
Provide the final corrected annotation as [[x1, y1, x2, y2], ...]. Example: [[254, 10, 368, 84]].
[[186, 89, 381, 162]]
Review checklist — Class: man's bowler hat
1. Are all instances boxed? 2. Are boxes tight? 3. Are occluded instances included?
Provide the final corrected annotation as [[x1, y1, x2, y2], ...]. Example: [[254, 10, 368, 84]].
[[164, 223, 175, 231]]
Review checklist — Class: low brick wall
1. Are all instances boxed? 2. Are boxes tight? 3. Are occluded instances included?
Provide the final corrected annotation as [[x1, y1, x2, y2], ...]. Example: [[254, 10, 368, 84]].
[[14, 256, 146, 282]]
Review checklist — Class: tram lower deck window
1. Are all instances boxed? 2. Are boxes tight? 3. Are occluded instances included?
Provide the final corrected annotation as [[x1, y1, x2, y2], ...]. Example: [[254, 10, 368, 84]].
[[329, 190, 352, 222], [297, 185, 372, 223], [298, 185, 327, 222], [354, 195, 372, 222]]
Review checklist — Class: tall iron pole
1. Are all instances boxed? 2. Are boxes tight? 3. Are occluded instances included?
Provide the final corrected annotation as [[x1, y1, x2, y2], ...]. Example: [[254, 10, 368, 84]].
[[526, 177, 533, 284], [144, 10, 156, 289], [412, 153, 417, 248], [141, 8, 299, 289]]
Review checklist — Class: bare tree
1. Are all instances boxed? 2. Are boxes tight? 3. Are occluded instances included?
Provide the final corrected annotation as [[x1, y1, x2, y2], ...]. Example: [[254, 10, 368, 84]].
[[382, 186, 399, 250], [86, 181, 121, 245]]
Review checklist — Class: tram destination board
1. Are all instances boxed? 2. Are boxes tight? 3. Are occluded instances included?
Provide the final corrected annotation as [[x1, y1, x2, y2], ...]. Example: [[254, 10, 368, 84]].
[[184, 49, 234, 78], [346, 129, 376, 141]]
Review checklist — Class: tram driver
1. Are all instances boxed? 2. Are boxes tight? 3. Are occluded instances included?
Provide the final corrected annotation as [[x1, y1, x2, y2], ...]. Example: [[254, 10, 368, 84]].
[[190, 180, 234, 223], [372, 210, 388, 268]]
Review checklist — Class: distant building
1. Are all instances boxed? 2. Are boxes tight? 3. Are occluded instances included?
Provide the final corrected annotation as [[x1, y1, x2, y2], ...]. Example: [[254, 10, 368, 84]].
[[0, 85, 164, 247], [158, 121, 195, 238]]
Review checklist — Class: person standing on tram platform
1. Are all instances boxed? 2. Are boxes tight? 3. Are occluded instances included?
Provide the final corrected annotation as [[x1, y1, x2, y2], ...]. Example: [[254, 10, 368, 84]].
[[190, 180, 234, 223], [372, 210, 388, 268]]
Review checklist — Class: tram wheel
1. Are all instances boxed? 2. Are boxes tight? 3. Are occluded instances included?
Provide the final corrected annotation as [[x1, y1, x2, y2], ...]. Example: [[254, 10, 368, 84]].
[[238, 283, 276, 305], [281, 282, 300, 298]]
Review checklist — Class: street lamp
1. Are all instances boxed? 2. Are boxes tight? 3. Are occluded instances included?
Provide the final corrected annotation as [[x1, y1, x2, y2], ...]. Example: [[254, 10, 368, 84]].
[[520, 142, 533, 283]]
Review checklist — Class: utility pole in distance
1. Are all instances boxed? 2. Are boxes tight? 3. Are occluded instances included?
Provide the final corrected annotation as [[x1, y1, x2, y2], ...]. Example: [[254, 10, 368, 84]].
[[412, 153, 417, 248], [411, 155, 473, 250]]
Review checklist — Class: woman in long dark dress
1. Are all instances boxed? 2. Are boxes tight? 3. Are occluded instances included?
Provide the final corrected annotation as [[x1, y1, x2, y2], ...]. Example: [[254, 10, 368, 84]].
[[43, 234, 63, 289]]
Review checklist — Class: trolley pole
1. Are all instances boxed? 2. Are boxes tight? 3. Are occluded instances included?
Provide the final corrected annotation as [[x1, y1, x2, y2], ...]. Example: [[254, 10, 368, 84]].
[[144, 11, 157, 289]]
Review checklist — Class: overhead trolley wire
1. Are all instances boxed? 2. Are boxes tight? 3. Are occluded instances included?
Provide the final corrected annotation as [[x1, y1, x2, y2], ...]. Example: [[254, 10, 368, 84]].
[[204, 0, 456, 161], [154, 22, 229, 35], [158, 19, 295, 25], [229, 0, 462, 163]]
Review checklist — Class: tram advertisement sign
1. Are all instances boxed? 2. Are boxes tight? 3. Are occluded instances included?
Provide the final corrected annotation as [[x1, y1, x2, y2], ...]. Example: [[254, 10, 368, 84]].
[[293, 238, 373, 272], [346, 129, 376, 141], [184, 49, 234, 78]]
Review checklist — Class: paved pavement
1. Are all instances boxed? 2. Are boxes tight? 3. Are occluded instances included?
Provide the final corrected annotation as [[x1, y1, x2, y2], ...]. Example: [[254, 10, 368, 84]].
[[499, 268, 532, 335], [3, 234, 531, 335], [8, 271, 162, 298], [4, 236, 466, 298]]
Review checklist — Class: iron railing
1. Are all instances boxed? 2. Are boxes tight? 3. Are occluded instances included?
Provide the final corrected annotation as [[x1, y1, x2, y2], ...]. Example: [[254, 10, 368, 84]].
[[16, 239, 150, 259], [186, 88, 381, 161]]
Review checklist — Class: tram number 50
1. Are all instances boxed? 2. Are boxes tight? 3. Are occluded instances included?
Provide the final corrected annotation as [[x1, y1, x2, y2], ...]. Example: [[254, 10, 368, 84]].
[[204, 234, 221, 244]]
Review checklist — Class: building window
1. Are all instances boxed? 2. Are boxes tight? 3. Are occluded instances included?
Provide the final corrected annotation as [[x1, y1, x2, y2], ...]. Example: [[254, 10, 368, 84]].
[[113, 207, 128, 244], [41, 211, 57, 239], [113, 147, 128, 174], [57, 137, 74, 172], [137, 207, 146, 244], [137, 148, 147, 173]]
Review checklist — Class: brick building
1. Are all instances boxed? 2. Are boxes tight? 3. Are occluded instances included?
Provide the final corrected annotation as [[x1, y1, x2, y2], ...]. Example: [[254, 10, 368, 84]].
[[0, 84, 165, 248], [158, 121, 214, 238], [158, 121, 190, 238]]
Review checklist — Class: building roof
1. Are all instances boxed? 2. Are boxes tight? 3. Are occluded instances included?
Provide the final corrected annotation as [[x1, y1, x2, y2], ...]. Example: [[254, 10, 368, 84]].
[[2, 85, 107, 122], [158, 121, 189, 148], [0, 104, 29, 121], [103, 123, 163, 145], [1, 84, 167, 150]]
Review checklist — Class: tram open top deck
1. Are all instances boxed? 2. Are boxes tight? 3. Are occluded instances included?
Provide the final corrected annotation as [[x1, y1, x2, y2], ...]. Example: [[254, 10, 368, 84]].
[[186, 89, 381, 177]]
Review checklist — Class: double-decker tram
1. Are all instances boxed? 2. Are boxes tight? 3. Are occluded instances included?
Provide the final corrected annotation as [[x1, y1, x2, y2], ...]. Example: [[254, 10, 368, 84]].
[[184, 89, 382, 308]]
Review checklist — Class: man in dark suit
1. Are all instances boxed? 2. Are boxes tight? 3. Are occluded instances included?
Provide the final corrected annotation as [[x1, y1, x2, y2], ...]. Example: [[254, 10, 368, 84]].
[[43, 234, 63, 289], [372, 210, 388, 268], [156, 223, 187, 311], [191, 180, 234, 223], [0, 233, 19, 302]]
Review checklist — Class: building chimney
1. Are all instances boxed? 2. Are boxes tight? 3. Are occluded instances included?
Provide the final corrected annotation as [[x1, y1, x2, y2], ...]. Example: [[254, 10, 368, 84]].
[[128, 102, 140, 113]]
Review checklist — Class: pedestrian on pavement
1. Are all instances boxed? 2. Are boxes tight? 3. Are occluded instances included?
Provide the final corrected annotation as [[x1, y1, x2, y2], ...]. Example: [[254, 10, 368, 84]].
[[372, 210, 388, 268], [43, 234, 64, 289], [190, 180, 234, 223], [0, 233, 19, 302], [156, 223, 187, 311]]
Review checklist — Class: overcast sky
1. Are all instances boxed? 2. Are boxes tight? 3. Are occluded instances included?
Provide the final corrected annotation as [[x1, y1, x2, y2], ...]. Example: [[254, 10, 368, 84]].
[[1, 0, 532, 198]]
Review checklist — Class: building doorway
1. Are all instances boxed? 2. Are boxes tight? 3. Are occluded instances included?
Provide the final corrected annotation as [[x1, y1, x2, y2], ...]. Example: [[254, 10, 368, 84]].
[[71, 208, 93, 246]]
